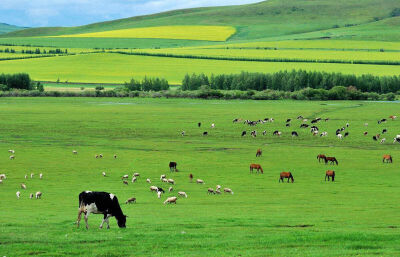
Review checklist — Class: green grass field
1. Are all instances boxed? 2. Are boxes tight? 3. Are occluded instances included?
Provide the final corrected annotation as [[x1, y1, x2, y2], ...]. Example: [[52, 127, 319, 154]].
[[1, 98, 400, 256]]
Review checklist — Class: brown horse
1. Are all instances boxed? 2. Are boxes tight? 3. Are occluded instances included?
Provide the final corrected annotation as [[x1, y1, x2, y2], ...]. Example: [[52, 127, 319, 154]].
[[250, 164, 263, 174], [256, 149, 262, 157], [383, 155, 393, 163], [325, 157, 338, 165], [317, 154, 326, 163], [325, 170, 335, 181], [279, 172, 294, 183]]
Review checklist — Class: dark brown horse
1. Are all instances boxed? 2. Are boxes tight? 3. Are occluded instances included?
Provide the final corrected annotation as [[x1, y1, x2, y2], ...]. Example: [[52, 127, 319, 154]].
[[256, 149, 262, 157], [325, 157, 338, 165], [279, 172, 294, 183], [383, 155, 393, 163], [169, 162, 178, 172], [325, 170, 335, 181], [250, 164, 263, 174], [317, 154, 326, 163]]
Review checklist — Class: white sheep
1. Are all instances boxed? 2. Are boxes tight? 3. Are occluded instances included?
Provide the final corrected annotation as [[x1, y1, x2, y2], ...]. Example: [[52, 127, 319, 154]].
[[131, 177, 137, 183], [224, 188, 234, 194], [102, 172, 106, 177], [163, 197, 177, 204], [178, 191, 187, 198], [150, 186, 158, 192], [337, 134, 343, 140], [211, 123, 215, 128], [24, 174, 27, 179], [167, 179, 175, 185], [160, 174, 166, 180], [146, 178, 151, 183], [196, 179, 204, 184], [72, 150, 77, 154], [35, 191, 42, 199], [39, 173, 43, 179], [16, 191, 20, 199], [8, 149, 15, 154], [21, 183, 26, 189], [29, 193, 33, 199], [0, 174, 6, 179], [133, 173, 140, 177], [9, 155, 15, 160], [30, 173, 34, 179], [169, 186, 173, 192]]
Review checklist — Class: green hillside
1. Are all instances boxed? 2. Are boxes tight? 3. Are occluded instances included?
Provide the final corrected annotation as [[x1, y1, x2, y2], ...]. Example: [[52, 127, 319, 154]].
[[3, 0, 400, 42], [0, 23, 25, 34]]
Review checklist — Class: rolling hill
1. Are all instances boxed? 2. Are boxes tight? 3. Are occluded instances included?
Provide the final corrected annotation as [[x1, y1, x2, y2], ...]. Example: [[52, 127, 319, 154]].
[[0, 23, 25, 34], [2, 0, 400, 43]]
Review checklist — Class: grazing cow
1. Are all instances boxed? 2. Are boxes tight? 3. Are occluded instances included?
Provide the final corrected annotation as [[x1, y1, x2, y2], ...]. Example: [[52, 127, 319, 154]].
[[382, 129, 387, 134], [169, 162, 178, 172], [157, 187, 165, 194], [178, 191, 187, 198], [325, 157, 338, 165], [233, 119, 239, 123], [181, 131, 185, 136], [376, 134, 381, 139], [224, 188, 234, 194], [122, 175, 129, 179], [150, 186, 158, 192], [123, 181, 128, 185], [381, 138, 386, 144], [0, 174, 6, 179], [131, 177, 137, 183], [35, 191, 42, 199], [95, 155, 99, 159], [256, 149, 262, 157], [21, 183, 26, 189], [273, 131, 282, 136], [297, 115, 303, 120], [30, 193, 33, 199], [16, 191, 20, 199], [215, 189, 221, 194], [72, 150, 77, 154], [344, 132, 349, 137], [325, 170, 335, 182], [346, 123, 349, 127], [393, 135, 400, 144], [146, 178, 151, 183], [77, 191, 127, 229], [169, 186, 173, 192], [383, 155, 393, 163], [24, 174, 27, 179], [164, 197, 177, 204], [251, 130, 257, 137], [390, 115, 397, 120], [207, 188, 215, 194], [203, 132, 208, 136], [134, 173, 140, 177], [102, 172, 106, 177], [241, 131, 247, 137], [162, 178, 168, 183], [373, 136, 378, 141], [125, 197, 136, 204], [292, 131, 299, 137], [286, 123, 291, 127], [364, 132, 368, 136], [300, 124, 309, 128], [262, 130, 267, 136], [250, 164, 263, 174], [286, 119, 291, 123], [320, 132, 328, 137], [10, 155, 15, 160], [189, 173, 193, 182], [198, 122, 201, 127], [312, 130, 319, 136], [279, 172, 294, 183], [196, 179, 204, 184], [99, 154, 103, 158], [39, 173, 43, 179], [364, 123, 368, 127]]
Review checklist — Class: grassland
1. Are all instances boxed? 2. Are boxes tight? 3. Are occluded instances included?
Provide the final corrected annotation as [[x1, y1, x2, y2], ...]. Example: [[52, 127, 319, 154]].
[[53, 26, 236, 42], [0, 98, 400, 256]]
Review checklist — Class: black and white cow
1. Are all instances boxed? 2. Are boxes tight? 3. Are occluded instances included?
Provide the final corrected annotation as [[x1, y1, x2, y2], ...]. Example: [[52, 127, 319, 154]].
[[77, 191, 126, 229]]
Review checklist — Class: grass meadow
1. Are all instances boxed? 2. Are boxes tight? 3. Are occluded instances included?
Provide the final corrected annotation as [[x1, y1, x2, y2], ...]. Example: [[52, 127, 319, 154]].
[[0, 98, 400, 256]]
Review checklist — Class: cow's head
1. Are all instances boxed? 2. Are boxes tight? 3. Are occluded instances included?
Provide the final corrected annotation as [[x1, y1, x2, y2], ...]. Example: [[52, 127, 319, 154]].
[[118, 215, 127, 228]]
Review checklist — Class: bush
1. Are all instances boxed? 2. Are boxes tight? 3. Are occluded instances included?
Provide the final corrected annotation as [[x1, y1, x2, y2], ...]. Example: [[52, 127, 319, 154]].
[[95, 86, 105, 91]]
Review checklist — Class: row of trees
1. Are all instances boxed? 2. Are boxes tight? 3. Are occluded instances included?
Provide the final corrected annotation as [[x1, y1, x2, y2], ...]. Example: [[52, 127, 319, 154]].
[[181, 70, 400, 94], [0, 48, 68, 54], [0, 73, 43, 91], [124, 77, 169, 91]]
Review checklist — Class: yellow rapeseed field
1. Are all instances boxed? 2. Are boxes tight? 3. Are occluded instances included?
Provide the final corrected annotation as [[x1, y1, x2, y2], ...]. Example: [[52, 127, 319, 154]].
[[52, 26, 236, 41]]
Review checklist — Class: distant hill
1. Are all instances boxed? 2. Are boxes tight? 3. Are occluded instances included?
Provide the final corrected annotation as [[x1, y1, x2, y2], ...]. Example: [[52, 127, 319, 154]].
[[2, 0, 400, 42], [0, 23, 25, 34]]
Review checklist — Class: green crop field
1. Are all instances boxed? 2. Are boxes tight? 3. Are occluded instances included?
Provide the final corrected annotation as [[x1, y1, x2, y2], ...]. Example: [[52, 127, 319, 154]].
[[1, 98, 400, 256]]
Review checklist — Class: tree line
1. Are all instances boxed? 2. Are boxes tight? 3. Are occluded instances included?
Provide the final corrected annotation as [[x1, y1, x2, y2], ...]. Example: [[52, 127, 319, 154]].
[[181, 70, 400, 94], [124, 77, 169, 91], [0, 73, 43, 91]]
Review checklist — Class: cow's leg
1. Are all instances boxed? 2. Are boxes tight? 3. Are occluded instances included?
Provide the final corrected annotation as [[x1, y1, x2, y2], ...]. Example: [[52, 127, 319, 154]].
[[100, 214, 107, 229], [106, 214, 112, 229], [84, 212, 90, 230], [77, 209, 83, 228]]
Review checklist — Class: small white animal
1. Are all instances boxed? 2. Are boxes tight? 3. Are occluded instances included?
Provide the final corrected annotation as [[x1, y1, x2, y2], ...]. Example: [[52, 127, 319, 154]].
[[10, 155, 15, 160], [178, 191, 188, 198], [131, 177, 137, 183], [102, 172, 106, 177], [72, 150, 78, 154], [157, 191, 162, 199], [16, 191, 20, 199], [8, 149, 15, 154], [146, 178, 151, 183], [30, 173, 34, 179], [169, 186, 173, 192], [0, 174, 6, 179], [30, 193, 33, 199], [39, 173, 43, 179], [21, 183, 26, 189], [35, 191, 42, 199]]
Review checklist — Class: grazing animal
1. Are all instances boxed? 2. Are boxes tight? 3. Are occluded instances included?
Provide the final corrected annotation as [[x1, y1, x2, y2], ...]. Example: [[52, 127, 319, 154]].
[[123, 181, 128, 185], [211, 123, 215, 128], [0, 174, 6, 179], [286, 123, 291, 127], [373, 136, 378, 141], [382, 129, 387, 134], [256, 149, 262, 157], [390, 115, 397, 120], [16, 191, 20, 199], [164, 197, 177, 204], [131, 177, 137, 183], [292, 131, 299, 137], [21, 183, 26, 189], [95, 155, 99, 159], [24, 174, 28, 179], [216, 185, 221, 190], [196, 179, 204, 184], [383, 155, 393, 163], [300, 124, 309, 128], [157, 191, 162, 198], [160, 174, 166, 180], [251, 130, 257, 137], [30, 173, 34, 179], [157, 187, 165, 193], [325, 170, 335, 182], [178, 191, 188, 198], [169, 187, 173, 192], [376, 134, 381, 139], [99, 154, 103, 158], [133, 173, 140, 177], [72, 150, 77, 154], [364, 132, 368, 136], [364, 123, 368, 127], [297, 115, 303, 120], [320, 132, 328, 137], [393, 135, 400, 144], [207, 188, 215, 194], [203, 132, 208, 136], [146, 178, 151, 183], [181, 131, 185, 136], [344, 132, 349, 137], [30, 193, 33, 199], [262, 130, 267, 136], [39, 173, 43, 179], [125, 197, 136, 204], [162, 178, 168, 183], [122, 175, 129, 179], [189, 173, 193, 182], [35, 191, 42, 199], [102, 172, 106, 177], [198, 122, 201, 127], [317, 154, 326, 163], [169, 162, 178, 172], [150, 186, 158, 192], [215, 189, 221, 194], [279, 172, 294, 183], [337, 134, 343, 140], [224, 188, 234, 194], [250, 164, 263, 174], [167, 179, 175, 185], [241, 131, 247, 137], [325, 157, 338, 165], [381, 138, 386, 144], [10, 155, 15, 160], [77, 191, 127, 229], [273, 130, 282, 136], [114, 154, 117, 159]]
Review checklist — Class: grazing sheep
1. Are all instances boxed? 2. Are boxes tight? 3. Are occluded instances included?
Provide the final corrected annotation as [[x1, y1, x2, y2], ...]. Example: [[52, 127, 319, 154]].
[[363, 132, 368, 136], [381, 138, 386, 144], [35, 191, 42, 199], [146, 178, 151, 183], [134, 173, 140, 177], [169, 186, 173, 192], [163, 197, 177, 204], [30, 173, 34, 179], [99, 154, 103, 158], [196, 179, 204, 184], [29, 193, 33, 199], [157, 191, 162, 199], [150, 186, 158, 192], [9, 155, 15, 160], [39, 173, 43, 179], [178, 191, 187, 198], [211, 123, 215, 128], [207, 188, 215, 194], [125, 197, 136, 204], [122, 175, 129, 179], [216, 185, 221, 190], [224, 188, 234, 194], [181, 131, 185, 136], [24, 174, 27, 179], [0, 179, 2, 184], [131, 177, 137, 183], [337, 134, 343, 140], [160, 174, 166, 180], [167, 179, 175, 185], [0, 174, 6, 179], [16, 191, 20, 199], [72, 150, 77, 154], [114, 154, 117, 159], [21, 183, 26, 189], [162, 178, 168, 183], [364, 123, 368, 127], [95, 155, 99, 159], [123, 181, 128, 185], [8, 149, 15, 154], [215, 189, 221, 194], [102, 172, 106, 177]]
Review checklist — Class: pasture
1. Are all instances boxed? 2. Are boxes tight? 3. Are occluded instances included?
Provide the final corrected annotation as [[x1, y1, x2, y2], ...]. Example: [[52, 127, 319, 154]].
[[0, 98, 400, 256]]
